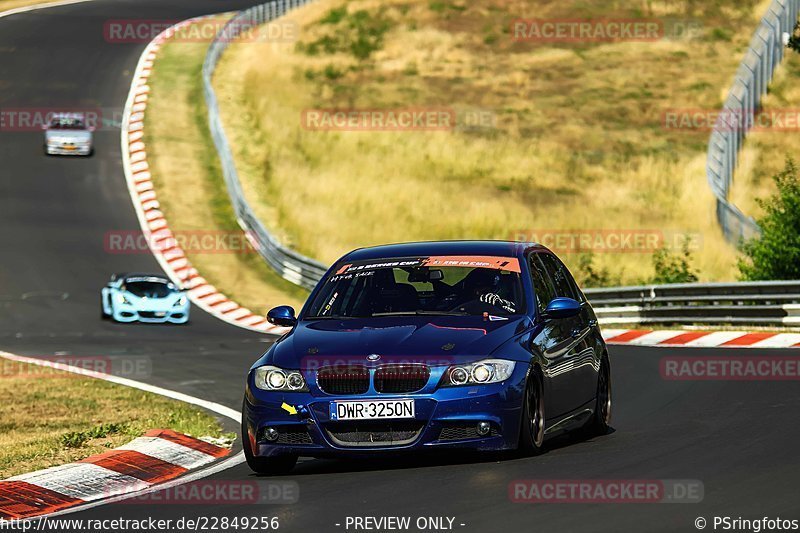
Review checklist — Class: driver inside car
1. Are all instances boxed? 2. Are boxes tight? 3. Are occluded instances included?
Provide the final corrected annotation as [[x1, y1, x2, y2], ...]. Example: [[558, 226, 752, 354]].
[[458, 269, 517, 314]]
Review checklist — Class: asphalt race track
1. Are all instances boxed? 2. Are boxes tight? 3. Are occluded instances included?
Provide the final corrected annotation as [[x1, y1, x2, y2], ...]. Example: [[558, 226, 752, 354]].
[[1, 3, 799, 532]]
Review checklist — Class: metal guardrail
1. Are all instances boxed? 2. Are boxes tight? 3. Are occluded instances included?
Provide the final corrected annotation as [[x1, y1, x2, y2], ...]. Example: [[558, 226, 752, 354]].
[[203, 0, 327, 290], [585, 281, 800, 326], [706, 0, 800, 243]]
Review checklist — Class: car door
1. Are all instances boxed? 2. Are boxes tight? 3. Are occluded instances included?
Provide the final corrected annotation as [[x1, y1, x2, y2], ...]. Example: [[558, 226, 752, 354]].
[[527, 252, 582, 419], [539, 253, 598, 409]]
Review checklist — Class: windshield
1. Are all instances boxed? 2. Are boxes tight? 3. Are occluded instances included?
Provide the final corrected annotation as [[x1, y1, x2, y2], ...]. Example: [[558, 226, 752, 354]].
[[123, 280, 175, 298], [306, 255, 526, 318], [49, 117, 86, 130]]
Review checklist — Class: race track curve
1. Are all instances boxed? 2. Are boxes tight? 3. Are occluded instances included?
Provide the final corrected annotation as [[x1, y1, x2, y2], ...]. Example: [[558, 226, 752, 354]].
[[1, 3, 798, 532]]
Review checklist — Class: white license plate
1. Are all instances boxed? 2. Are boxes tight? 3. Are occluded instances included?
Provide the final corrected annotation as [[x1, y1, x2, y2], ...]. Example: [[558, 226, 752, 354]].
[[331, 399, 414, 421]]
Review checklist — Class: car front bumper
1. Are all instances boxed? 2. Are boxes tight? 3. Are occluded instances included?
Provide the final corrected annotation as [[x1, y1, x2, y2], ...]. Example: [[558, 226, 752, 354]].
[[112, 306, 189, 324], [243, 366, 528, 458], [46, 144, 92, 156]]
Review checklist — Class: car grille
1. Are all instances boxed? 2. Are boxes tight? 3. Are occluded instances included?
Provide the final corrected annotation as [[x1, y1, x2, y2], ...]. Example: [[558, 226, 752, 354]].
[[317, 365, 370, 395], [325, 421, 425, 447], [276, 426, 313, 445], [374, 364, 430, 393], [437, 422, 499, 441], [138, 311, 166, 319]]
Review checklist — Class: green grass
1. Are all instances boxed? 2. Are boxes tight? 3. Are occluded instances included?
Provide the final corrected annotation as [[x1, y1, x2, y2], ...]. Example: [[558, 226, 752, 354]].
[[0, 360, 225, 479]]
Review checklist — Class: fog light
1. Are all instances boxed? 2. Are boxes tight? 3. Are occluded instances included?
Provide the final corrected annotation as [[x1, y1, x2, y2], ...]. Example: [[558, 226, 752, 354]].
[[262, 427, 279, 442], [477, 421, 491, 436]]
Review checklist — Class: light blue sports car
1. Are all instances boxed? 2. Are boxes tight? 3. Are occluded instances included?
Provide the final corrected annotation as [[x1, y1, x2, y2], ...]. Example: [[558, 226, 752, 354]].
[[101, 273, 190, 324]]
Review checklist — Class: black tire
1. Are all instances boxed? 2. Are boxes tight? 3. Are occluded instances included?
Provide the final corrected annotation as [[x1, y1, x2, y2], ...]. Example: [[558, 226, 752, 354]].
[[241, 401, 297, 475], [519, 369, 546, 455], [587, 356, 612, 436]]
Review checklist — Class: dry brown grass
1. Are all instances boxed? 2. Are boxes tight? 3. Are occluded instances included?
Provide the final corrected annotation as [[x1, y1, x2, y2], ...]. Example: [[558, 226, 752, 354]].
[[0, 360, 223, 479], [210, 0, 775, 286], [0, 0, 82, 12]]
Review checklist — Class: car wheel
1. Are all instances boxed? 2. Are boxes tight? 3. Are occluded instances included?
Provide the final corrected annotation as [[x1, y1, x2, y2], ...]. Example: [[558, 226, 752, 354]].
[[241, 401, 297, 475], [587, 356, 612, 436], [519, 369, 545, 455]]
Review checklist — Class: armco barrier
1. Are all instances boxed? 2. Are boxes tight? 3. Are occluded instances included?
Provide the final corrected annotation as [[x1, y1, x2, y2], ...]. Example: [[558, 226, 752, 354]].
[[585, 280, 800, 326], [202, 0, 327, 290], [707, 0, 800, 243]]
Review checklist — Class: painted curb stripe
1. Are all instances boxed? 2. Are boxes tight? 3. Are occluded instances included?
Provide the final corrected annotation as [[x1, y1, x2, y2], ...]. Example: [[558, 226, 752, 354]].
[[119, 15, 289, 336], [605, 330, 651, 343], [9, 463, 150, 502], [604, 329, 800, 348], [0, 482, 83, 520], [79, 450, 188, 484], [144, 429, 229, 458], [719, 332, 776, 346], [116, 438, 217, 470], [0, 432, 228, 518], [657, 331, 709, 345]]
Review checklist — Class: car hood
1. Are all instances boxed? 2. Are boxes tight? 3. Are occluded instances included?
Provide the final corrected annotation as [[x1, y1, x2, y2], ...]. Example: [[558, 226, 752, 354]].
[[265, 315, 531, 369], [45, 130, 91, 142]]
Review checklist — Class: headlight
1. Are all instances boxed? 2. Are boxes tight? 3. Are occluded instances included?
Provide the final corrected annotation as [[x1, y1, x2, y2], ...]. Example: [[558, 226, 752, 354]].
[[442, 359, 516, 386], [254, 366, 308, 392], [173, 295, 187, 307], [115, 293, 131, 305]]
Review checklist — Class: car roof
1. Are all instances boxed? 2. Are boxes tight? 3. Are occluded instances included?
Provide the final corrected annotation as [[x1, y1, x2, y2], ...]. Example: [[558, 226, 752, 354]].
[[51, 112, 85, 119], [340, 240, 549, 262]]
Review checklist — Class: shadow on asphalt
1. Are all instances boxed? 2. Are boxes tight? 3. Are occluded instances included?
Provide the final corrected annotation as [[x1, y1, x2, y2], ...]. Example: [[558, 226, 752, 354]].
[[246, 426, 617, 477]]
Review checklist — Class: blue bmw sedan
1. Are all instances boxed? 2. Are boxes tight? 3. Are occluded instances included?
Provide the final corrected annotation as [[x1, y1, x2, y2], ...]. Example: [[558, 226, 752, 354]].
[[242, 241, 611, 474]]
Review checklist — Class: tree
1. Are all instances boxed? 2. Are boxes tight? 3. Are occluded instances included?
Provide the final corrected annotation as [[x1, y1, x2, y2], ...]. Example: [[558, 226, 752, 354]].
[[788, 21, 800, 54], [738, 159, 800, 280]]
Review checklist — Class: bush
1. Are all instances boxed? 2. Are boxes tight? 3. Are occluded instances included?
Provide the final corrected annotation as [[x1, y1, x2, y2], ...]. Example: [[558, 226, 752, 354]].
[[574, 253, 620, 288], [738, 159, 800, 280], [650, 237, 698, 284]]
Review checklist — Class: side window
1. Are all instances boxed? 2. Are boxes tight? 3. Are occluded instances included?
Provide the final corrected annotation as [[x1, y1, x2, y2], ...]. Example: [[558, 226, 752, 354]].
[[528, 254, 556, 313], [539, 254, 579, 300]]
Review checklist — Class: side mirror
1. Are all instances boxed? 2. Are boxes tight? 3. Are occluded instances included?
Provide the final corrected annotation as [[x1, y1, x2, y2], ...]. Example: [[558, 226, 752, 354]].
[[267, 305, 296, 327], [541, 297, 581, 320]]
